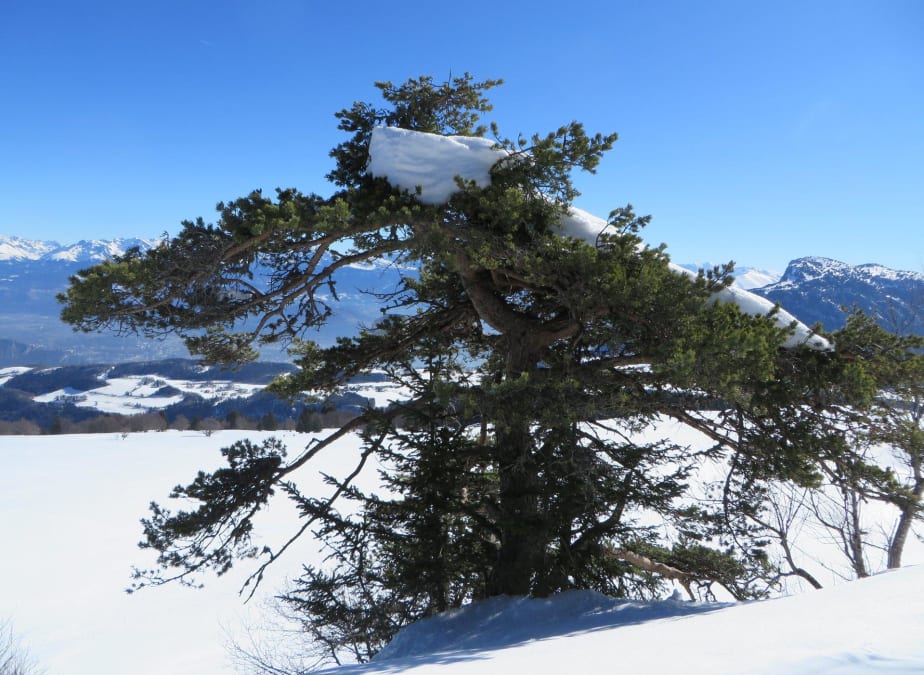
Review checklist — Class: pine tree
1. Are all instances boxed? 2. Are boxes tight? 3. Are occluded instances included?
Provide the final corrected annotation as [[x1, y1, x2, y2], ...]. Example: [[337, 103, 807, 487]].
[[277, 339, 496, 661], [257, 411, 279, 432], [295, 407, 323, 433], [59, 75, 866, 652]]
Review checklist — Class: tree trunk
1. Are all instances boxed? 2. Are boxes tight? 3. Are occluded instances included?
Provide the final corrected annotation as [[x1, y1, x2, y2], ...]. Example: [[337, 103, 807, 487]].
[[888, 469, 923, 569], [453, 258, 581, 597], [847, 489, 869, 578], [489, 330, 546, 597], [491, 418, 543, 596], [888, 509, 913, 569]]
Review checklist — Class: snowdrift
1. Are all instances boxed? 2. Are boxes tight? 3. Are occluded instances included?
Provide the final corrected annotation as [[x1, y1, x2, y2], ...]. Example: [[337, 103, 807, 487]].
[[322, 565, 924, 674]]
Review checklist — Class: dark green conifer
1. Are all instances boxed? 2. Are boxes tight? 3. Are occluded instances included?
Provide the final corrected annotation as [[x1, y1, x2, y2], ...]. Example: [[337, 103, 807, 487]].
[[59, 74, 898, 660]]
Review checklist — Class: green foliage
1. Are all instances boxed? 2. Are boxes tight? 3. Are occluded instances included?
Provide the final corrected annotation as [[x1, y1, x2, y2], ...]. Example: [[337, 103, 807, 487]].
[[130, 438, 287, 591], [328, 73, 502, 189], [281, 349, 495, 661], [830, 311, 924, 566]]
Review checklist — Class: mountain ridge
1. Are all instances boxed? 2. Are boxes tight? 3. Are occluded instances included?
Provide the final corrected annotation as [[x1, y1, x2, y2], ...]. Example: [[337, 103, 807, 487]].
[[0, 234, 158, 262], [754, 256, 924, 333]]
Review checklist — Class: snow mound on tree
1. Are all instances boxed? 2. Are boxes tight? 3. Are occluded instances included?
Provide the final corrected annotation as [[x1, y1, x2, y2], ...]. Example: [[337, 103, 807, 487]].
[[367, 126, 832, 351], [367, 128, 501, 204]]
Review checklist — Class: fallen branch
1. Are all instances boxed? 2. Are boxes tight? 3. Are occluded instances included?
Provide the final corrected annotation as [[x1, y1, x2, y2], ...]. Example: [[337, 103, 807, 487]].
[[605, 547, 694, 600]]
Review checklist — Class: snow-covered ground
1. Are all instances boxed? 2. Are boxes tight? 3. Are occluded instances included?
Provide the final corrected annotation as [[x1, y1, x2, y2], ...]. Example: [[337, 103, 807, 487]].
[[2, 426, 922, 674], [0, 366, 31, 386], [325, 565, 924, 674], [342, 378, 414, 409], [0, 430, 361, 675]]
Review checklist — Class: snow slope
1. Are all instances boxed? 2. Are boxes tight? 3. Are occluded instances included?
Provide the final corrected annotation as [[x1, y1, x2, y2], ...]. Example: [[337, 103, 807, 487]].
[[733, 267, 781, 289], [367, 126, 831, 351], [322, 566, 924, 674], [30, 374, 264, 414], [679, 263, 782, 290], [0, 366, 31, 386]]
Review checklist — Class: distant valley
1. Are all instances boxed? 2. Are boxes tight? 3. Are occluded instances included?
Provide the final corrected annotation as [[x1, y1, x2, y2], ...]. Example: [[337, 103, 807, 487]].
[[0, 357, 400, 434]]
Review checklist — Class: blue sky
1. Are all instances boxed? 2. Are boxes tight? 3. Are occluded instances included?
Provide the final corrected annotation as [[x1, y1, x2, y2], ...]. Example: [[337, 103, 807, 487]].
[[1, 0, 921, 273]]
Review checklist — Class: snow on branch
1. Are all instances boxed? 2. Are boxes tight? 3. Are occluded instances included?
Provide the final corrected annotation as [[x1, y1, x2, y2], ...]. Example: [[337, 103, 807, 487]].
[[367, 126, 832, 351]]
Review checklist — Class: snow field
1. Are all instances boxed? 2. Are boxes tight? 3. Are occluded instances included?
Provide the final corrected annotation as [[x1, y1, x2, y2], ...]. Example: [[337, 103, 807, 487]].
[[322, 565, 924, 674], [0, 430, 375, 675], [2, 420, 921, 674]]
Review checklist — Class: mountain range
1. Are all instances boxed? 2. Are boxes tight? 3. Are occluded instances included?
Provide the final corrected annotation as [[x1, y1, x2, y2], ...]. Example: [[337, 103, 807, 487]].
[[0, 234, 158, 262], [0, 235, 393, 365], [757, 256, 924, 335], [2, 234, 923, 366]]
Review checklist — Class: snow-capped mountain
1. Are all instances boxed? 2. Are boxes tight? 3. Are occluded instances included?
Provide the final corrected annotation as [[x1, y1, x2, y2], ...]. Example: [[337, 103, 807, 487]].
[[0, 235, 398, 364], [0, 234, 60, 261], [751, 256, 924, 334], [0, 235, 172, 364], [677, 262, 782, 290], [45, 237, 157, 262], [0, 234, 157, 262]]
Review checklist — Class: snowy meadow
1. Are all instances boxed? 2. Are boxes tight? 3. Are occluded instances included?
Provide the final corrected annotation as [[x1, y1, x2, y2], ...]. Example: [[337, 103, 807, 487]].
[[1, 430, 345, 674], [2, 424, 922, 674]]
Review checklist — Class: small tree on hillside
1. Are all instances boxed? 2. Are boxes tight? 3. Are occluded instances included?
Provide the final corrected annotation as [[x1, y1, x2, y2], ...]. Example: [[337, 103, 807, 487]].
[[257, 411, 279, 432], [295, 407, 323, 433], [817, 312, 924, 571], [58, 74, 877, 658], [691, 309, 924, 589]]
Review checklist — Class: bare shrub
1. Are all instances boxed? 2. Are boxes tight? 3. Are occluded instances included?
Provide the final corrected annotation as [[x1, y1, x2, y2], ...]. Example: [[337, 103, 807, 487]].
[[1, 619, 44, 675]]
